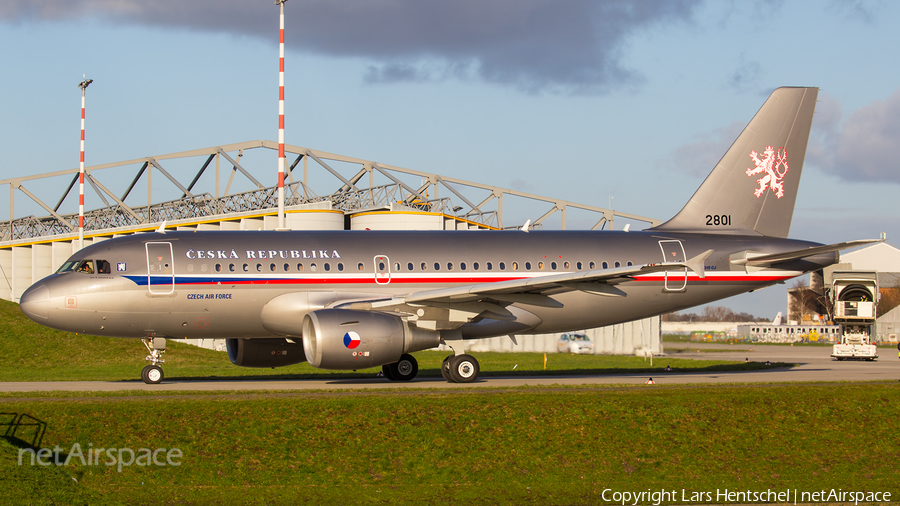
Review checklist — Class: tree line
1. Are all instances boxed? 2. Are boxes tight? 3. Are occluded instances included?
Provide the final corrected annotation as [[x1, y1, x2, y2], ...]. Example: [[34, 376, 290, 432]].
[[662, 306, 770, 323]]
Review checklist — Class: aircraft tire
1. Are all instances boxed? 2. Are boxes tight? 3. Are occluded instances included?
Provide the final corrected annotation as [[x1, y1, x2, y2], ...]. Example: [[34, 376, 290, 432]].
[[440, 355, 452, 381], [449, 354, 479, 383], [142, 365, 164, 385], [393, 354, 418, 381], [381, 364, 397, 381]]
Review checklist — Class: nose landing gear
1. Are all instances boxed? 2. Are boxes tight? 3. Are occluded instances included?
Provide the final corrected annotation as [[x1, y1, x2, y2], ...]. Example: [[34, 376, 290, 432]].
[[141, 337, 166, 384]]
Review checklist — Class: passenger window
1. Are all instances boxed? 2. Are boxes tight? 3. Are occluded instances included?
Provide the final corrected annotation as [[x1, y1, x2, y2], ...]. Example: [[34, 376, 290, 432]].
[[324, 263, 331, 272], [229, 264, 235, 272], [473, 262, 480, 271], [564, 262, 569, 269], [627, 261, 633, 266], [283, 263, 290, 272], [357, 263, 364, 271], [216, 264, 223, 272], [310, 263, 318, 272], [615, 261, 621, 268], [407, 262, 414, 271], [421, 262, 427, 271], [512, 262, 518, 271], [434, 262, 440, 271], [447, 262, 454, 271], [460, 262, 467, 271], [576, 261, 583, 270], [499, 262, 505, 270], [338, 263, 344, 272], [394, 262, 401, 271], [486, 262, 492, 271], [242, 263, 249, 272], [538, 262, 544, 270], [525, 262, 531, 270], [256, 263, 262, 272], [270, 263, 276, 272], [551, 262, 557, 270], [298, 263, 304, 272]]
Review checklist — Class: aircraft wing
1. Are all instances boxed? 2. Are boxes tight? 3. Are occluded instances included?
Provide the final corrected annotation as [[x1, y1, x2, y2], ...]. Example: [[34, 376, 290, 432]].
[[730, 238, 882, 268], [405, 248, 712, 305], [335, 250, 712, 328]]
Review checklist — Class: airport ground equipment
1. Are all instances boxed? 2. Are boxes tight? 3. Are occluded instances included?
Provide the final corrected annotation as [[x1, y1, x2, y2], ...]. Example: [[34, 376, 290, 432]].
[[831, 271, 879, 361]]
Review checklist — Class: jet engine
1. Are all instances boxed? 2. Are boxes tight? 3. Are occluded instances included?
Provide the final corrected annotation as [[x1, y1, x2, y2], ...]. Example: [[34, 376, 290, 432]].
[[302, 309, 440, 370], [226, 338, 307, 368]]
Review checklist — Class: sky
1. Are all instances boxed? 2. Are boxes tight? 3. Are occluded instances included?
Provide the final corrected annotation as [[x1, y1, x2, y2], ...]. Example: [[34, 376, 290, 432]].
[[2, 0, 900, 318]]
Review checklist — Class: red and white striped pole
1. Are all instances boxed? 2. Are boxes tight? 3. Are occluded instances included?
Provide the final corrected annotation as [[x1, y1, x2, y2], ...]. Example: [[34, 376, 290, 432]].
[[77, 76, 93, 250], [276, 0, 287, 230]]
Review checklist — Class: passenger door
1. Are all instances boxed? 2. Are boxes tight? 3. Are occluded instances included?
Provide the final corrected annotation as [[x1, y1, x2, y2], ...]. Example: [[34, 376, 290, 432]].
[[146, 242, 175, 294], [658, 240, 687, 291], [374, 255, 391, 284]]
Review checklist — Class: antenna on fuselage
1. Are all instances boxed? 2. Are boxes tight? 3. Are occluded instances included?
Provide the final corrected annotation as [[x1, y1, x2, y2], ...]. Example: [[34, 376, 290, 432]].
[[156, 221, 167, 234], [520, 220, 531, 233]]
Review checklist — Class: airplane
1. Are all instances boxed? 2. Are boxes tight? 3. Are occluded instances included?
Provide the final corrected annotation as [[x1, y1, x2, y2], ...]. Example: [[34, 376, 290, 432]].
[[19, 87, 878, 384]]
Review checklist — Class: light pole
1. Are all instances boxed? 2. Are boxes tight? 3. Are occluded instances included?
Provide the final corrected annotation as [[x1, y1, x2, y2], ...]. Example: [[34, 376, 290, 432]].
[[275, 0, 287, 230], [77, 76, 93, 250]]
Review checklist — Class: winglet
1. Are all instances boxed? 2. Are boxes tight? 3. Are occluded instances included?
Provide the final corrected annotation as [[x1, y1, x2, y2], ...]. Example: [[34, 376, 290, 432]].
[[156, 221, 167, 234], [685, 249, 713, 279]]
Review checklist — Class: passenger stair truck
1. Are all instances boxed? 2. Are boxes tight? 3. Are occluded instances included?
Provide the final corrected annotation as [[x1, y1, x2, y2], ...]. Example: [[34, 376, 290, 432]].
[[830, 271, 879, 361]]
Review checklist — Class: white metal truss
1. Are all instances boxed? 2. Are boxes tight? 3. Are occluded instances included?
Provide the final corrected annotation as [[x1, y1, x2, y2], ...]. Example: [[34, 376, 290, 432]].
[[0, 140, 660, 244]]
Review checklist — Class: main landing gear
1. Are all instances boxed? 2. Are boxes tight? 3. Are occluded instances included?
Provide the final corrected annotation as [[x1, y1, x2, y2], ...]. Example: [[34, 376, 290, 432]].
[[441, 354, 480, 383], [141, 337, 166, 384], [440, 340, 480, 383], [380, 350, 482, 383], [382, 353, 418, 381]]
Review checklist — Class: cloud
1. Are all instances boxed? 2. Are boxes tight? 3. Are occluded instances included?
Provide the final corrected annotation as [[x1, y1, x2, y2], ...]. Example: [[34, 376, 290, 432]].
[[808, 89, 900, 184], [665, 121, 746, 176], [0, 0, 702, 94], [727, 53, 764, 93], [826, 0, 881, 23]]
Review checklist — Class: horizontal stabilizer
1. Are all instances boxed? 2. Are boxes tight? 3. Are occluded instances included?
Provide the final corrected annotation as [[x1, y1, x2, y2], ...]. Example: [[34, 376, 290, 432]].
[[730, 239, 882, 268]]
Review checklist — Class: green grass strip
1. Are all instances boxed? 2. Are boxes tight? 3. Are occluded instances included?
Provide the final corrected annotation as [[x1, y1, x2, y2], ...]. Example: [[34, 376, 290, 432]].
[[3, 383, 899, 505]]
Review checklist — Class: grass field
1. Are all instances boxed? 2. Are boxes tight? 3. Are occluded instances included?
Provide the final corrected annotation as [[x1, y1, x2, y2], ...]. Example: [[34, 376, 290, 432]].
[[3, 383, 899, 505]]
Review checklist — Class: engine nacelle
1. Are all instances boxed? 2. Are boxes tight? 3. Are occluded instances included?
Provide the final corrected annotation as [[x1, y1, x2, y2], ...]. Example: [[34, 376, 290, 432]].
[[302, 309, 440, 370], [226, 338, 307, 368]]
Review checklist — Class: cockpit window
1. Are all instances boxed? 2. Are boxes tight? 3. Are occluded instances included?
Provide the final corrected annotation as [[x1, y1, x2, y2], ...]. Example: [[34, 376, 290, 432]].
[[96, 260, 111, 274], [57, 261, 78, 273], [76, 260, 94, 274]]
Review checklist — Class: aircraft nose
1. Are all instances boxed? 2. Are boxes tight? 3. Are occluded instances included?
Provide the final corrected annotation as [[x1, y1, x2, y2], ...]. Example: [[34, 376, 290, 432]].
[[20, 283, 50, 321]]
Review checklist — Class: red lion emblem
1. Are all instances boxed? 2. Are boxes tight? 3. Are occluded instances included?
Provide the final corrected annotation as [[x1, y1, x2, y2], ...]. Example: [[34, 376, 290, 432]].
[[746, 146, 788, 199]]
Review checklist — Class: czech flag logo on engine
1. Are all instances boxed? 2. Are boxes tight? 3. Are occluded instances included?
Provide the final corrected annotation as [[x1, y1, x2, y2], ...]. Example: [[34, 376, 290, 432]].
[[343, 331, 361, 349]]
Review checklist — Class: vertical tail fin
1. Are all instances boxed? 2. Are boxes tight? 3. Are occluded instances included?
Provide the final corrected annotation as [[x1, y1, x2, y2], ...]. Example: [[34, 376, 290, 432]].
[[652, 87, 818, 238]]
